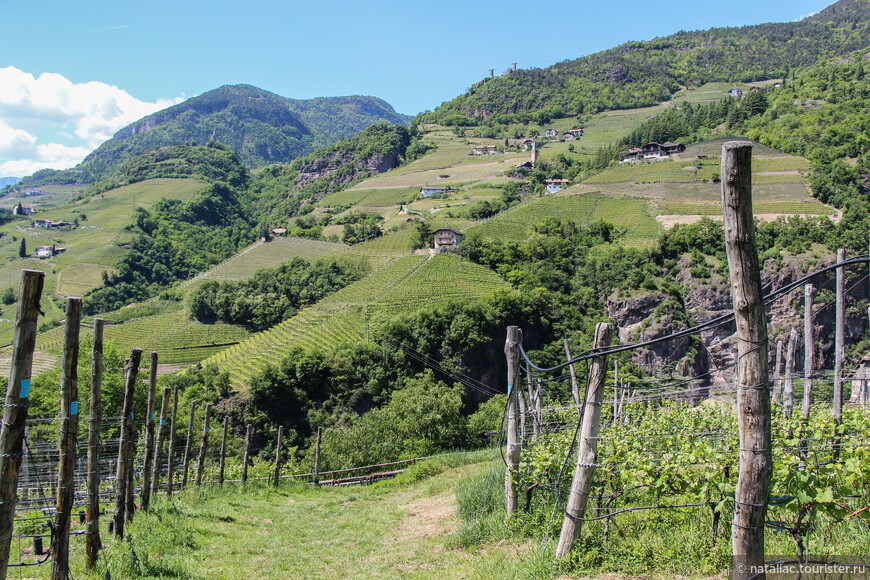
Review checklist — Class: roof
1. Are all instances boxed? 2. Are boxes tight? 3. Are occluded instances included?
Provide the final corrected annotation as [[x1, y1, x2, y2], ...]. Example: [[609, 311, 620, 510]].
[[545, 178, 571, 184], [421, 185, 448, 190], [434, 227, 464, 236]]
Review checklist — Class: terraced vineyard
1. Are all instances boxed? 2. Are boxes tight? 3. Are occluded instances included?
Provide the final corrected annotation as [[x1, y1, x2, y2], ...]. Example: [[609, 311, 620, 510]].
[[201, 253, 509, 390], [468, 194, 597, 241]]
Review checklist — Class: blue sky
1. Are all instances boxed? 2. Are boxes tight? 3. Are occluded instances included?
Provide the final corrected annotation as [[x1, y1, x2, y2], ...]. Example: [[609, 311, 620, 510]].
[[0, 0, 835, 176]]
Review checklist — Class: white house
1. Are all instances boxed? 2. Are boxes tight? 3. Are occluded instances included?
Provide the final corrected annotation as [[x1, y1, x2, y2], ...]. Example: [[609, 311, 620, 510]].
[[563, 129, 584, 140], [545, 178, 571, 193], [433, 227, 464, 251], [420, 186, 457, 198], [471, 145, 498, 155], [36, 246, 53, 258], [33, 219, 52, 228], [544, 129, 557, 138]]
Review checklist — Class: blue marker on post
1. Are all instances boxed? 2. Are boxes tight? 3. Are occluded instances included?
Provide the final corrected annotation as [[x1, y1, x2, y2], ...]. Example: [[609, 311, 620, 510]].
[[20, 379, 31, 398], [70, 401, 78, 416]]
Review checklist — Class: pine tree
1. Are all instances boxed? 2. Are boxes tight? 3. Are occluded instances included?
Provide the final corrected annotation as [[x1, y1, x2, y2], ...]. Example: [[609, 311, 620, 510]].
[[18, 238, 26, 258]]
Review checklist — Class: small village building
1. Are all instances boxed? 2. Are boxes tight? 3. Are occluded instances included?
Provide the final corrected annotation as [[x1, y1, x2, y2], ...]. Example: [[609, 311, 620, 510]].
[[36, 246, 53, 258], [13, 203, 33, 216], [522, 139, 534, 150], [471, 144, 498, 155], [420, 186, 457, 198], [727, 88, 743, 97], [32, 219, 52, 228], [433, 227, 464, 251], [514, 160, 534, 169], [620, 142, 685, 161], [545, 178, 571, 193], [563, 129, 584, 140], [270, 227, 287, 236], [544, 129, 557, 138]]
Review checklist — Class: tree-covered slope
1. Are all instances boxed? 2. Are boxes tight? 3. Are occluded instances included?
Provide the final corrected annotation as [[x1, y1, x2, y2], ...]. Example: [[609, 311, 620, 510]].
[[422, 0, 870, 125], [23, 85, 411, 186]]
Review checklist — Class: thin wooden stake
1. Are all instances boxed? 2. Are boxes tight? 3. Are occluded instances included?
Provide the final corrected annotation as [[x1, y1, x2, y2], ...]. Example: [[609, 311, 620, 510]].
[[313, 426, 322, 485], [534, 378, 542, 441], [274, 426, 283, 487], [834, 248, 845, 424], [218, 416, 228, 486], [181, 400, 195, 488], [504, 326, 523, 518], [772, 340, 783, 404], [195, 403, 212, 489], [555, 322, 613, 558], [721, 141, 771, 577], [613, 361, 618, 423], [783, 328, 797, 419], [0, 269, 44, 577], [167, 386, 179, 498], [564, 338, 580, 418], [85, 319, 104, 568], [140, 353, 158, 510], [50, 297, 81, 580], [242, 424, 252, 484], [114, 348, 142, 538], [151, 387, 171, 499], [802, 284, 814, 422]]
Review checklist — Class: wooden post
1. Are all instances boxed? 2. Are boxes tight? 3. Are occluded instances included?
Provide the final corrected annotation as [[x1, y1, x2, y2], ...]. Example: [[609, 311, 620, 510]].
[[140, 353, 158, 510], [126, 431, 135, 522], [114, 348, 142, 538], [218, 416, 228, 486], [167, 386, 179, 498], [181, 400, 195, 488], [274, 426, 283, 487], [555, 322, 613, 558], [242, 424, 252, 484], [721, 141, 771, 577], [783, 328, 797, 419], [534, 378, 542, 441], [50, 297, 82, 580], [313, 426, 322, 485], [613, 361, 618, 423], [195, 403, 211, 489], [0, 269, 44, 577], [802, 285, 814, 421], [518, 373, 527, 443], [504, 326, 523, 518], [85, 319, 104, 568], [150, 387, 171, 499], [772, 340, 783, 404], [564, 338, 580, 417], [834, 248, 845, 424]]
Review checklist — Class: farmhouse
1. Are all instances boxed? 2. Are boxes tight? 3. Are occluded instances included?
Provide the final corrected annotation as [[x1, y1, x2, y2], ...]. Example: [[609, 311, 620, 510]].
[[727, 88, 743, 97], [471, 144, 498, 155], [514, 160, 534, 169], [619, 142, 685, 161], [544, 129, 557, 138], [563, 129, 584, 140], [433, 227, 464, 251], [36, 246, 53, 258], [32, 219, 52, 228], [420, 186, 457, 198], [522, 139, 534, 150], [13, 203, 33, 216], [545, 178, 571, 193]]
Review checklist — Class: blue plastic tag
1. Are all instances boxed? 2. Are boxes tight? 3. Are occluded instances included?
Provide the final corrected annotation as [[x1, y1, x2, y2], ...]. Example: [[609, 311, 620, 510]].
[[70, 401, 78, 416], [19, 379, 30, 398], [507, 383, 512, 394], [206, 428, 209, 433], [151, 412, 155, 420], [130, 412, 134, 420], [160, 419, 165, 426]]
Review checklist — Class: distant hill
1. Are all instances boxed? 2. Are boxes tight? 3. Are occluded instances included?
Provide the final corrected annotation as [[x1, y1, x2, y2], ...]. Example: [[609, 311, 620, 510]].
[[22, 84, 411, 186], [0, 177, 21, 188], [422, 0, 870, 125]]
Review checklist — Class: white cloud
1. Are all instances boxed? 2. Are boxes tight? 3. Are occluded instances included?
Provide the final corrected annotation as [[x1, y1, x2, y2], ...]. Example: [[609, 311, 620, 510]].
[[0, 66, 181, 175]]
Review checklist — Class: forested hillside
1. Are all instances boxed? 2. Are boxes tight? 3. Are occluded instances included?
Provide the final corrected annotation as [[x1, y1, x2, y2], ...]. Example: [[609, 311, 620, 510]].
[[422, 0, 870, 126]]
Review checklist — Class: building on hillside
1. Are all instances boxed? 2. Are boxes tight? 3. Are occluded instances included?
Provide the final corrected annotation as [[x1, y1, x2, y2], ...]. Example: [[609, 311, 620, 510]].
[[472, 144, 498, 155], [850, 354, 870, 406], [514, 160, 534, 169], [270, 227, 287, 236], [433, 227, 464, 251], [727, 88, 743, 97], [49, 221, 71, 229], [13, 203, 33, 216], [563, 129, 584, 140], [522, 139, 534, 150], [420, 186, 458, 198], [545, 178, 571, 194], [619, 142, 685, 161], [36, 246, 53, 258], [33, 219, 52, 228], [544, 129, 557, 138]]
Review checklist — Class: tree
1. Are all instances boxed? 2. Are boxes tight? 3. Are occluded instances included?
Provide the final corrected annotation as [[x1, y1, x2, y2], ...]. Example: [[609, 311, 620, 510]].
[[18, 238, 26, 258]]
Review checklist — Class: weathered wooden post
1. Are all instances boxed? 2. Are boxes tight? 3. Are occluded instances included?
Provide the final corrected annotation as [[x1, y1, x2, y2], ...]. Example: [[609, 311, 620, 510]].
[[613, 361, 619, 423], [86, 319, 104, 568], [141, 353, 158, 510], [834, 248, 845, 424], [242, 424, 252, 484], [518, 373, 527, 443], [51, 297, 81, 580], [114, 348, 142, 538], [504, 326, 523, 517], [564, 339, 580, 417], [783, 328, 797, 419], [150, 387, 171, 499], [195, 403, 212, 489], [313, 426, 322, 485], [181, 400, 195, 488], [802, 284, 814, 421], [218, 416, 228, 486], [720, 141, 771, 577], [274, 426, 283, 487], [772, 340, 784, 404], [555, 322, 613, 558], [0, 270, 44, 577], [167, 386, 179, 498]]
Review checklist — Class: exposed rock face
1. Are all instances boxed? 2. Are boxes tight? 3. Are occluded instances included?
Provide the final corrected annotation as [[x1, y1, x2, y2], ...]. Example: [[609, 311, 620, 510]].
[[293, 152, 398, 196], [606, 255, 869, 392]]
